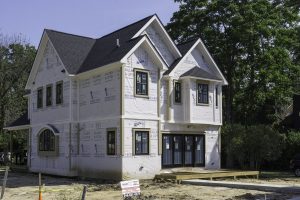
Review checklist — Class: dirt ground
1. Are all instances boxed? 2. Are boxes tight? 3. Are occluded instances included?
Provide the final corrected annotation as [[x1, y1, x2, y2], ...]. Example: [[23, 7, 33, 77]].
[[1, 170, 300, 200]]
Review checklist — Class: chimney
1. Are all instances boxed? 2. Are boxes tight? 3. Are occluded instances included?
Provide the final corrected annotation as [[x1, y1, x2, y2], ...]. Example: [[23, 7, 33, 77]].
[[116, 39, 120, 47]]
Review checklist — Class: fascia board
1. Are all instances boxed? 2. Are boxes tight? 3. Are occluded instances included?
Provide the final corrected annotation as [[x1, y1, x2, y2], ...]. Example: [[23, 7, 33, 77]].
[[198, 38, 228, 85], [120, 36, 168, 70], [132, 15, 182, 58], [180, 76, 223, 83], [169, 39, 201, 77], [25, 30, 48, 90], [47, 38, 72, 76], [3, 125, 30, 131]]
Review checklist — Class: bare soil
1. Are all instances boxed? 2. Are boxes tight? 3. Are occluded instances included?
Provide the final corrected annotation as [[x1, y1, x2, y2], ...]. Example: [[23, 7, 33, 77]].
[[1, 170, 300, 200]]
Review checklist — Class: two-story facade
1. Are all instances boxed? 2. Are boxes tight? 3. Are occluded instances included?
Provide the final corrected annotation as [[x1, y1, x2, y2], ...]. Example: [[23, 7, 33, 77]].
[[5, 14, 227, 180]]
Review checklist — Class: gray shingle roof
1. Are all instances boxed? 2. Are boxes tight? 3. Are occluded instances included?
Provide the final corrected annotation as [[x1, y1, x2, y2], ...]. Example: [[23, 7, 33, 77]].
[[181, 66, 222, 81], [46, 15, 154, 74], [5, 111, 30, 128], [46, 30, 95, 74]]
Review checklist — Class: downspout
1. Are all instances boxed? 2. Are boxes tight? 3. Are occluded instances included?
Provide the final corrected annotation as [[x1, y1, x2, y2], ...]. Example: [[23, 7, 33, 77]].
[[77, 79, 80, 155], [69, 79, 72, 171]]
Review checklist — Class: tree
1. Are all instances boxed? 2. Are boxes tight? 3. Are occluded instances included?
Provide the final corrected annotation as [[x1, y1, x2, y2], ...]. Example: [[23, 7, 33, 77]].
[[222, 124, 283, 169], [167, 0, 300, 124], [0, 33, 36, 151]]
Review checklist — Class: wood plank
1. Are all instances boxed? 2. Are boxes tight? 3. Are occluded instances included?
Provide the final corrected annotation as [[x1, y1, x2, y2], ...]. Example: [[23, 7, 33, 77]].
[[155, 171, 260, 181]]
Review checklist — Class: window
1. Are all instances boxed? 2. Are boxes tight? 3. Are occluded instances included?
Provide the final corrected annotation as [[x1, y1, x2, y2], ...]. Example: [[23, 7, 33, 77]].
[[135, 70, 148, 96], [215, 86, 218, 107], [174, 81, 182, 103], [107, 129, 116, 155], [135, 130, 149, 155], [37, 87, 43, 109], [197, 83, 209, 104], [46, 85, 52, 106], [56, 81, 63, 105], [39, 129, 55, 151]]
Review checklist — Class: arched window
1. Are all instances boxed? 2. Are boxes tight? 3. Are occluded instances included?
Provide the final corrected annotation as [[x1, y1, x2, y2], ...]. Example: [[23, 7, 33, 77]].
[[39, 129, 55, 151]]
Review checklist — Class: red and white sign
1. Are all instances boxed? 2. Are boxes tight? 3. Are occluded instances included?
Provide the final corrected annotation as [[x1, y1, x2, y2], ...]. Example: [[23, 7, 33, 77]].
[[120, 179, 141, 197]]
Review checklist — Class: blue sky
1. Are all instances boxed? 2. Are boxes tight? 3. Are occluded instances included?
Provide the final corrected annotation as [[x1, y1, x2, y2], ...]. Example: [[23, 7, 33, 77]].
[[0, 0, 179, 47]]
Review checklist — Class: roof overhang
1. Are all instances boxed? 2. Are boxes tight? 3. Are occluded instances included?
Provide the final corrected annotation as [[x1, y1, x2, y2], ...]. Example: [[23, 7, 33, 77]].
[[25, 30, 70, 90], [121, 36, 168, 71], [180, 76, 223, 83], [4, 125, 30, 131], [167, 38, 228, 85], [132, 15, 182, 59]]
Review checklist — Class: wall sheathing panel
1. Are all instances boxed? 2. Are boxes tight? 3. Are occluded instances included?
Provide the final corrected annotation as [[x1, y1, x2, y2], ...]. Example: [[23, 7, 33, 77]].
[[124, 46, 158, 119], [30, 41, 70, 124], [143, 25, 175, 66], [30, 123, 76, 176], [169, 48, 221, 124], [76, 118, 122, 180], [122, 119, 160, 179], [78, 68, 121, 121]]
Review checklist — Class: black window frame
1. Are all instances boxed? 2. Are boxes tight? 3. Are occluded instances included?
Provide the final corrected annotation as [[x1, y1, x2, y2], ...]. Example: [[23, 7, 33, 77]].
[[107, 129, 116, 155], [135, 69, 149, 97], [39, 129, 55, 152], [134, 130, 149, 155], [46, 84, 53, 107], [197, 83, 209, 105], [215, 86, 218, 107], [174, 81, 182, 104], [56, 81, 63, 105], [37, 87, 43, 109]]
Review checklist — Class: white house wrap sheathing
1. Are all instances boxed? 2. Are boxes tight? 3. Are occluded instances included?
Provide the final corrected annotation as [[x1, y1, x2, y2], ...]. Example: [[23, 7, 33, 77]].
[[122, 46, 161, 179], [25, 15, 227, 180]]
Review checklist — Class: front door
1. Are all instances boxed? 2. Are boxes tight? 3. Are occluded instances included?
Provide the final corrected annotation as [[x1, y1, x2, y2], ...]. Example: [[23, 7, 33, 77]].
[[162, 134, 205, 168]]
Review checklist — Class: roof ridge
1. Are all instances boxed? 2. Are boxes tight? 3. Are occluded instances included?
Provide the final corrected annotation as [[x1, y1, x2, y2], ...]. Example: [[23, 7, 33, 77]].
[[98, 14, 155, 39], [45, 29, 95, 40]]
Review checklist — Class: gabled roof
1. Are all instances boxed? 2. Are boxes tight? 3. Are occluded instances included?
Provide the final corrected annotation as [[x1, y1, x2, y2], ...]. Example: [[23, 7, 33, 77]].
[[47, 15, 154, 74], [46, 29, 95, 74], [164, 38, 198, 75], [180, 66, 222, 81], [4, 112, 30, 130], [164, 38, 228, 85]]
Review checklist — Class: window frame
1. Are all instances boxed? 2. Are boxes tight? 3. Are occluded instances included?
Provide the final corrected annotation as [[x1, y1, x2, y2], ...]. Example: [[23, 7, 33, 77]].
[[37, 87, 43, 109], [134, 69, 149, 98], [196, 82, 209, 105], [215, 85, 219, 108], [38, 129, 58, 156], [56, 81, 63, 105], [107, 128, 117, 156], [133, 129, 150, 155], [174, 80, 182, 104], [46, 84, 53, 107]]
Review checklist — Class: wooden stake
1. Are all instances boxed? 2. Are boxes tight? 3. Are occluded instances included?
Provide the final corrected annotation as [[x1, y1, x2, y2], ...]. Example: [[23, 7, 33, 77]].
[[39, 173, 42, 200], [81, 185, 87, 200], [0, 166, 9, 199]]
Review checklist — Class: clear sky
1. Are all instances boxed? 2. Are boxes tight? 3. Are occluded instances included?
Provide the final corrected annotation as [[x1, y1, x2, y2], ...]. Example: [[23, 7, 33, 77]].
[[0, 0, 179, 47]]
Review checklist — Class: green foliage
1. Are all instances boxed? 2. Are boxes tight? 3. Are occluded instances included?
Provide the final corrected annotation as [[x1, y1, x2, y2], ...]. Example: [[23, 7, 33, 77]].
[[167, 0, 300, 124], [285, 130, 300, 160], [222, 124, 284, 169], [0, 33, 36, 152]]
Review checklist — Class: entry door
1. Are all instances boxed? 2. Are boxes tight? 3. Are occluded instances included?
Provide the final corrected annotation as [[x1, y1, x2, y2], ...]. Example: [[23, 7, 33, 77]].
[[162, 134, 205, 168], [194, 136, 205, 166], [184, 135, 194, 166]]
